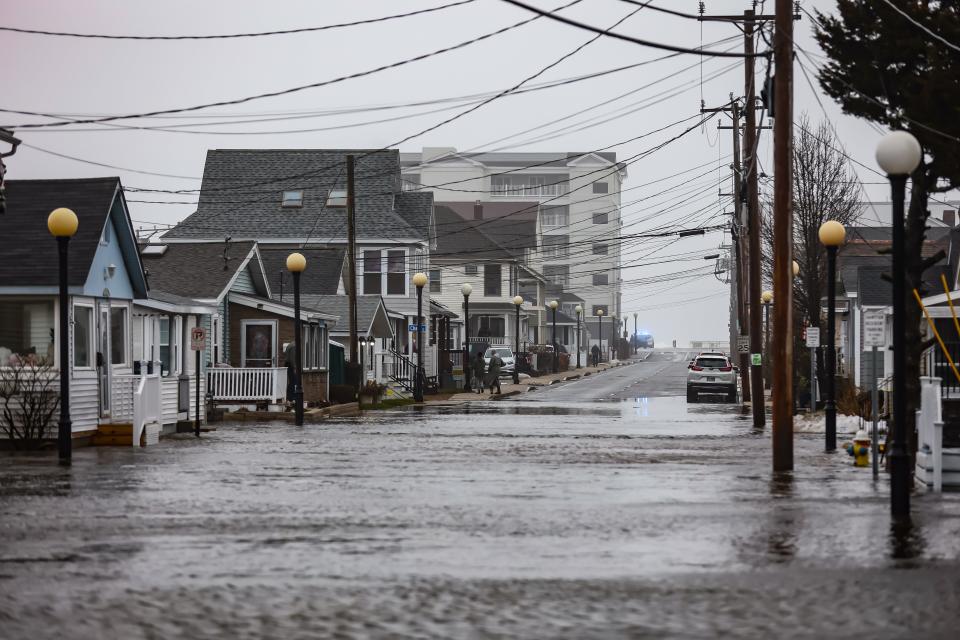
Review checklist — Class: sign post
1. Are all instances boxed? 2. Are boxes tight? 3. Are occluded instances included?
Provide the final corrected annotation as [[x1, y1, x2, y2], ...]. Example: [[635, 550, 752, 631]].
[[863, 310, 886, 480], [191, 327, 207, 437], [806, 327, 820, 413]]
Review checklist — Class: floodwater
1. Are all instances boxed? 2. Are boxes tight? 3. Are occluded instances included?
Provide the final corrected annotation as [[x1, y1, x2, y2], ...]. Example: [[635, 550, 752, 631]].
[[2, 392, 960, 638]]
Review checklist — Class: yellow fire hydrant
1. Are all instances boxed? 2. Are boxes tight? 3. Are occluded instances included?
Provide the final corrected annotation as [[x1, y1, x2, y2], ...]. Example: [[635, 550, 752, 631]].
[[845, 429, 871, 467]]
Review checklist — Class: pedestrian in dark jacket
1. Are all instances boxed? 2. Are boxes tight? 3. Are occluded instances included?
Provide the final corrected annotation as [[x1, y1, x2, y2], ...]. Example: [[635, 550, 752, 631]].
[[591, 344, 600, 367], [487, 353, 503, 394], [472, 352, 486, 393]]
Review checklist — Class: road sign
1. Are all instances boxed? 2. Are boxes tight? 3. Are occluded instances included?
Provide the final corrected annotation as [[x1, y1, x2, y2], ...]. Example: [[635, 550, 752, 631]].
[[190, 327, 206, 351], [751, 353, 762, 366], [863, 310, 886, 348], [805, 327, 820, 348], [736, 335, 750, 353], [408, 324, 427, 332]]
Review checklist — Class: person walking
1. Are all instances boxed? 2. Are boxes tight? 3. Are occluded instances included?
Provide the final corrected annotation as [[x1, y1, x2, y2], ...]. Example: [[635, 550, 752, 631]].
[[591, 344, 600, 367], [487, 351, 503, 395], [283, 341, 296, 408], [472, 351, 486, 394]]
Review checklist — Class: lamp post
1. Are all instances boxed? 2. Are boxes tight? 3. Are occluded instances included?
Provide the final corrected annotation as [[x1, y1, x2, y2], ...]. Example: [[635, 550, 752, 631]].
[[575, 305, 583, 369], [413, 272, 428, 402], [762, 290, 773, 388], [818, 221, 845, 452], [609, 314, 615, 362], [286, 252, 306, 426], [512, 296, 523, 384], [549, 300, 559, 373], [596, 308, 604, 365], [633, 312, 638, 355], [48, 207, 78, 463], [461, 283, 472, 392], [358, 337, 367, 385], [876, 130, 922, 518]]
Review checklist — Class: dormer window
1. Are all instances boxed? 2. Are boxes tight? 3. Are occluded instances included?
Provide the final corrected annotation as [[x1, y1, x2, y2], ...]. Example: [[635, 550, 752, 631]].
[[326, 189, 347, 208], [281, 190, 303, 208]]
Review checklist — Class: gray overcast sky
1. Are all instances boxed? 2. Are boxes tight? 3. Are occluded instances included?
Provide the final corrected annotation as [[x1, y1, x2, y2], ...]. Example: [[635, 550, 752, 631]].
[[3, 0, 943, 345]]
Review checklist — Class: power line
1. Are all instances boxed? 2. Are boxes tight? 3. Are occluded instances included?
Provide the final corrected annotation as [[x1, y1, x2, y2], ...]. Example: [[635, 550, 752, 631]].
[[1, 0, 582, 129], [499, 0, 769, 58], [877, 0, 960, 54], [0, 1, 477, 40]]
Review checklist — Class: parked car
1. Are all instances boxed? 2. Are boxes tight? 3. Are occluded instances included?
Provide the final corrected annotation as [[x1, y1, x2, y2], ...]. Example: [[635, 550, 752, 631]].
[[686, 354, 737, 403], [636, 332, 654, 348], [484, 347, 516, 375]]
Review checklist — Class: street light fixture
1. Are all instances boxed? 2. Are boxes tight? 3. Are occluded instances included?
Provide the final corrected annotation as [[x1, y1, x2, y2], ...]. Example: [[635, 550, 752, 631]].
[[596, 307, 604, 365], [792, 260, 800, 277], [512, 296, 523, 384], [413, 272, 428, 402], [461, 283, 472, 392], [286, 252, 306, 426], [549, 300, 559, 373], [609, 313, 616, 362], [49, 207, 78, 463], [876, 130, 922, 519], [633, 312, 638, 355], [818, 220, 846, 452], [574, 305, 583, 369]]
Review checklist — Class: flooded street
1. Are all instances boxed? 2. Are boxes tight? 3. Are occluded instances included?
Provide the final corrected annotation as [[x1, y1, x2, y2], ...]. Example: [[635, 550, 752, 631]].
[[3, 353, 960, 638]]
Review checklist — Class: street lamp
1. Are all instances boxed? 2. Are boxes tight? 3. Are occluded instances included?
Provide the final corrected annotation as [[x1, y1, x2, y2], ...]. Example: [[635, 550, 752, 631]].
[[549, 300, 559, 373], [512, 296, 523, 384], [286, 252, 306, 426], [461, 283, 472, 392], [574, 305, 583, 369], [876, 130, 922, 519], [762, 290, 773, 390], [413, 272, 428, 402], [633, 312, 638, 355], [596, 308, 604, 365], [818, 220, 845, 452], [609, 313, 616, 362], [358, 337, 367, 384], [792, 260, 800, 278], [48, 207, 78, 463]]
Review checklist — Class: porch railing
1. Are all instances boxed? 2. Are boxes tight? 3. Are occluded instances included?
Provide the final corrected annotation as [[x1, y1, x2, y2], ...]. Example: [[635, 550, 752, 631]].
[[926, 343, 960, 397], [207, 367, 288, 402]]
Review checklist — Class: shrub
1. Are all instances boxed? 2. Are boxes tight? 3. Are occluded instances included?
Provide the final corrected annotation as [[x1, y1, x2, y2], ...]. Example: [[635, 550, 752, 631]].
[[330, 384, 356, 404], [0, 360, 59, 449]]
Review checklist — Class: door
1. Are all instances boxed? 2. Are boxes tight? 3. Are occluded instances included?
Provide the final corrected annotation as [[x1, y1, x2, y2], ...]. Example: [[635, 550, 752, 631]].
[[97, 300, 112, 417], [242, 320, 276, 368]]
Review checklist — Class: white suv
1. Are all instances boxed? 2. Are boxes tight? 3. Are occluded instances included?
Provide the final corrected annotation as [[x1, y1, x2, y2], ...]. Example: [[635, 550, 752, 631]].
[[484, 347, 516, 375], [686, 354, 737, 402]]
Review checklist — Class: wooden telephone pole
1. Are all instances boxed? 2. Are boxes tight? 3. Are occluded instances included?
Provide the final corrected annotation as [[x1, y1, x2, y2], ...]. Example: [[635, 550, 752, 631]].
[[346, 155, 359, 371]]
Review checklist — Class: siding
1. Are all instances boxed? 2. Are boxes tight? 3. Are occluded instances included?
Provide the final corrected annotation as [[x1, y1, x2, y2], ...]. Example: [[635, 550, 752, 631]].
[[232, 266, 257, 295], [69, 375, 99, 432]]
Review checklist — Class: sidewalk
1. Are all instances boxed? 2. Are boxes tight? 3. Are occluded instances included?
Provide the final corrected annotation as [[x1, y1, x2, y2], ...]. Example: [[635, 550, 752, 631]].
[[435, 359, 632, 404]]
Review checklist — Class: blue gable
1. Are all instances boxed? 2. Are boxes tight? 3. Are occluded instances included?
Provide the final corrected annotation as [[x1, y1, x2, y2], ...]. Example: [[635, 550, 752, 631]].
[[82, 216, 135, 299]]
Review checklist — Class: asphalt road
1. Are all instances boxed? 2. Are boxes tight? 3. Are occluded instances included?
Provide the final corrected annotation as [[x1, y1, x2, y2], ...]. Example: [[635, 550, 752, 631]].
[[2, 349, 960, 638]]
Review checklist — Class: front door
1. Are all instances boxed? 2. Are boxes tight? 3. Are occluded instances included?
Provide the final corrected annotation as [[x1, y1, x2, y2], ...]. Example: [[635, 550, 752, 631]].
[[97, 300, 112, 417], [242, 320, 276, 367]]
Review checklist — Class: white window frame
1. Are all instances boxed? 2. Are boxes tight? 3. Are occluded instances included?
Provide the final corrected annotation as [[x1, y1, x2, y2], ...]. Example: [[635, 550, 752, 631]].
[[72, 303, 95, 370], [109, 305, 129, 368], [241, 319, 278, 368], [361, 248, 409, 298], [281, 190, 304, 208], [429, 269, 442, 294]]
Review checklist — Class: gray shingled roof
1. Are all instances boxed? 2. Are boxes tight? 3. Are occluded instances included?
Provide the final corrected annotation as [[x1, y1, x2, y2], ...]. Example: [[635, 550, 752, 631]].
[[1, 178, 122, 287], [293, 294, 387, 333], [400, 150, 619, 168], [141, 241, 256, 299], [857, 266, 891, 306], [163, 149, 432, 241], [433, 202, 536, 260], [258, 247, 345, 296]]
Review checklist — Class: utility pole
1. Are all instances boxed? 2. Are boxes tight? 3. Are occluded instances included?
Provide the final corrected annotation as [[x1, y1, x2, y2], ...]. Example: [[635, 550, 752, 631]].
[[743, 9, 766, 431], [771, 0, 795, 471], [730, 98, 751, 404], [346, 155, 359, 371]]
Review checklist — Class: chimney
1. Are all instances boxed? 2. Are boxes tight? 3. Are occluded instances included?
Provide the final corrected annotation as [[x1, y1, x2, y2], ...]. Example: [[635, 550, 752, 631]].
[[473, 200, 483, 220], [944, 209, 956, 227]]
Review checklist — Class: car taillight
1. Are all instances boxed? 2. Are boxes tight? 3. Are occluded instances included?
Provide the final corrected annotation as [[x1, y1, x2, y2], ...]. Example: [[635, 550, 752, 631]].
[[691, 366, 703, 371], [719, 366, 732, 372]]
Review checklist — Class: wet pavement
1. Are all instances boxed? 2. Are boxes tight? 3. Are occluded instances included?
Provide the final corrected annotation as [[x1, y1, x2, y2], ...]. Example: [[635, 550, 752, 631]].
[[3, 351, 960, 638]]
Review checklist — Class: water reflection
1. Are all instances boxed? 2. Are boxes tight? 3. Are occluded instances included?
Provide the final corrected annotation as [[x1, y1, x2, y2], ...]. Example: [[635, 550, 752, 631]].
[[889, 519, 926, 562], [766, 473, 797, 562]]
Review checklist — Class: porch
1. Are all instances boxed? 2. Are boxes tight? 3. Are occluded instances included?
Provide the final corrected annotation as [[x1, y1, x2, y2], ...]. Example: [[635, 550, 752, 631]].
[[207, 366, 288, 405]]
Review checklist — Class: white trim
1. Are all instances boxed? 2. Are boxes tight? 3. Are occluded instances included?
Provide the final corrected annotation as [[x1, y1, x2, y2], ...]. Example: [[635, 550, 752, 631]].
[[241, 319, 278, 367], [72, 302, 96, 371], [230, 292, 337, 322], [135, 297, 216, 315]]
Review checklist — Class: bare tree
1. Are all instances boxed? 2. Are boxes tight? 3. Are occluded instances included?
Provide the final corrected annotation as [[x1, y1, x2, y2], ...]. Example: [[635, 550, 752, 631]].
[[761, 114, 863, 396], [0, 359, 60, 449]]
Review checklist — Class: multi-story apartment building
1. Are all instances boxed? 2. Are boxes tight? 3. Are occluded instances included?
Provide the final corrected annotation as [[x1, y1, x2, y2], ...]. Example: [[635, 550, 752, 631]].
[[400, 147, 626, 319]]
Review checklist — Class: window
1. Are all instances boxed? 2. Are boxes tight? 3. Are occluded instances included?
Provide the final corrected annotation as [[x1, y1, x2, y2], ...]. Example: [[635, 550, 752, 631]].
[[543, 265, 569, 288], [100, 220, 111, 245], [465, 264, 478, 276], [592, 210, 609, 224], [110, 307, 126, 365], [592, 305, 608, 316], [159, 317, 181, 376], [386, 250, 406, 295], [362, 250, 382, 295], [0, 301, 55, 365], [281, 190, 303, 208], [542, 235, 569, 259], [326, 189, 347, 207], [301, 324, 329, 371], [541, 204, 569, 227], [483, 264, 502, 297], [593, 274, 609, 286], [491, 173, 569, 197], [592, 243, 608, 256], [429, 269, 442, 293], [73, 305, 93, 368], [141, 244, 167, 256], [592, 181, 609, 194], [402, 174, 421, 191], [476, 315, 505, 337]]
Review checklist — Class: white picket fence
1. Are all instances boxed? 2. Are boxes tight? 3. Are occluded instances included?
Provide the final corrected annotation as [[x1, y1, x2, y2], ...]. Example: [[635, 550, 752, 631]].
[[916, 376, 945, 492], [113, 373, 161, 447], [207, 367, 287, 402]]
